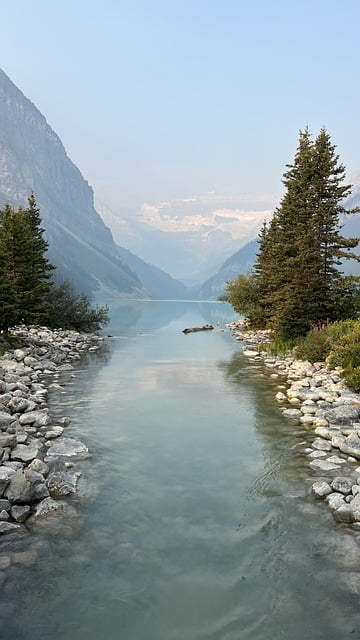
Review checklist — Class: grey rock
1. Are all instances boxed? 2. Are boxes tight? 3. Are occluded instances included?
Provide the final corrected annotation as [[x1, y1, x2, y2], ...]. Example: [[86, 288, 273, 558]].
[[11, 442, 42, 463], [0, 510, 9, 521], [44, 426, 64, 440], [312, 438, 332, 451], [282, 408, 302, 418], [331, 434, 346, 449], [0, 434, 17, 449], [308, 450, 327, 459], [0, 521, 21, 535], [4, 468, 48, 504], [326, 455, 346, 465], [7, 397, 35, 414], [327, 493, 346, 510], [339, 434, 360, 459], [57, 363, 75, 371], [324, 405, 360, 425], [0, 412, 15, 429], [314, 426, 333, 440], [10, 505, 31, 523], [334, 504, 360, 523], [45, 437, 89, 460], [46, 470, 80, 497], [29, 497, 66, 519], [331, 477, 353, 495], [309, 458, 340, 471], [19, 409, 50, 427], [312, 481, 333, 498], [58, 417, 71, 427], [28, 458, 49, 476]]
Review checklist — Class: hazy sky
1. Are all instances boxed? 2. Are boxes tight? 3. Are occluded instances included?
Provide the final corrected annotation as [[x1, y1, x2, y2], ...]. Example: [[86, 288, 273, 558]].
[[2, 0, 360, 210]]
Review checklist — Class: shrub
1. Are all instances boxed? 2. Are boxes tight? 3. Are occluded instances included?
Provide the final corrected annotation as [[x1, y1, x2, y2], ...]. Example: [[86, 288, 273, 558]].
[[47, 280, 109, 333], [343, 367, 360, 393], [293, 326, 332, 362]]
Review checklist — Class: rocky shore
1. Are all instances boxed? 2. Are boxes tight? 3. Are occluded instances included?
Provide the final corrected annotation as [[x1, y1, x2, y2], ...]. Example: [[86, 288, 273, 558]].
[[0, 325, 103, 538], [228, 320, 360, 530]]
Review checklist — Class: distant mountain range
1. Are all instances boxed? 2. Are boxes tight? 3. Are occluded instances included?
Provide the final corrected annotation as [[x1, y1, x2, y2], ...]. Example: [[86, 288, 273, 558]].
[[197, 188, 360, 299], [1, 67, 358, 303], [100, 195, 275, 286], [0, 68, 188, 300]]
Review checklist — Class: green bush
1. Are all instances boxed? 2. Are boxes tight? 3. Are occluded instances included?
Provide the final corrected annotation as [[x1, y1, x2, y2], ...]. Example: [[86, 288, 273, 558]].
[[47, 280, 109, 333], [327, 324, 360, 370], [293, 326, 333, 362], [343, 367, 360, 393]]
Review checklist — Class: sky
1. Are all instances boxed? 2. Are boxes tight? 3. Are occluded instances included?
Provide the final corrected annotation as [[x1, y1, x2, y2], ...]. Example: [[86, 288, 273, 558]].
[[2, 0, 360, 211]]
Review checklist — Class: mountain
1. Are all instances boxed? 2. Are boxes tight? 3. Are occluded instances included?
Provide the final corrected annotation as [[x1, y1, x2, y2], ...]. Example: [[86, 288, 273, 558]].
[[99, 195, 275, 285], [197, 240, 258, 299], [0, 68, 187, 299], [198, 186, 360, 300]]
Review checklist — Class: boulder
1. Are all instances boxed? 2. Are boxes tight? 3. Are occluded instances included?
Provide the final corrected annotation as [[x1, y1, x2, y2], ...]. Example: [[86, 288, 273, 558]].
[[309, 459, 340, 471], [339, 434, 360, 459], [331, 477, 353, 495], [11, 441, 43, 463], [19, 409, 50, 427], [312, 481, 333, 498], [46, 470, 80, 497], [0, 522, 21, 535], [323, 405, 360, 425], [45, 437, 89, 460]]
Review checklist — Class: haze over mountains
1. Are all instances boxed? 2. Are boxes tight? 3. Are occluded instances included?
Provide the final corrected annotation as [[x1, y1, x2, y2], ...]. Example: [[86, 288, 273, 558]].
[[99, 195, 275, 285], [1, 66, 359, 302], [0, 68, 188, 300]]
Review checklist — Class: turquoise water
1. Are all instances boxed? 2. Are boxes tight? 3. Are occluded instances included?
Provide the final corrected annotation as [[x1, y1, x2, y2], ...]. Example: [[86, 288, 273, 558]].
[[1, 300, 360, 639]]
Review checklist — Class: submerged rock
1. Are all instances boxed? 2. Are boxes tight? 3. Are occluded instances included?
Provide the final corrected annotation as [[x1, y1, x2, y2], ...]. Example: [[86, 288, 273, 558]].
[[0, 521, 21, 535], [45, 437, 89, 460]]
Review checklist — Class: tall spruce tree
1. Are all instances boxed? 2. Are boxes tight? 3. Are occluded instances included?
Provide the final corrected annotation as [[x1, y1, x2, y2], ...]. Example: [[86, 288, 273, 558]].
[[223, 128, 360, 338], [0, 196, 55, 329]]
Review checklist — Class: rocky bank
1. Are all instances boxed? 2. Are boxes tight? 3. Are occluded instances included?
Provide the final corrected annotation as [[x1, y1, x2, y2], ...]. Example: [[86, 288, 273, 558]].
[[0, 325, 103, 538], [228, 320, 360, 531]]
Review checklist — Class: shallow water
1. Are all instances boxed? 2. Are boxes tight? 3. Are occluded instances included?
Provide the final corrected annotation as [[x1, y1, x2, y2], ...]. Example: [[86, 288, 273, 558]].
[[1, 300, 360, 640]]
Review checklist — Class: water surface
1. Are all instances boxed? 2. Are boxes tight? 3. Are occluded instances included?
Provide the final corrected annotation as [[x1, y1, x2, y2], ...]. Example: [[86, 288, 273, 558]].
[[1, 301, 360, 640]]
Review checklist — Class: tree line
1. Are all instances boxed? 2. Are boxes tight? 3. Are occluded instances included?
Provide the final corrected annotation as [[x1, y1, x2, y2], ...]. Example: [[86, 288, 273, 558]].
[[222, 128, 360, 339], [0, 194, 109, 333]]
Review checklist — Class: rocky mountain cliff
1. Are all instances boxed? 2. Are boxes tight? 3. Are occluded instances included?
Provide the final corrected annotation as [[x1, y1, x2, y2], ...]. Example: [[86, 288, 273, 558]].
[[0, 68, 188, 299]]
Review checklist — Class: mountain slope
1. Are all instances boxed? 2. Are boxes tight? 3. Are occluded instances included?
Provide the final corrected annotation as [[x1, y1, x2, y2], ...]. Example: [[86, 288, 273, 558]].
[[197, 240, 258, 299], [198, 188, 360, 300], [0, 68, 187, 299]]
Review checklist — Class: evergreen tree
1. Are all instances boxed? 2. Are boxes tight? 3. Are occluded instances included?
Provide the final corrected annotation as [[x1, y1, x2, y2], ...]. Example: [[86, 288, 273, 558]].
[[0, 219, 18, 332], [0, 196, 55, 329], [19, 194, 55, 323], [223, 128, 360, 338]]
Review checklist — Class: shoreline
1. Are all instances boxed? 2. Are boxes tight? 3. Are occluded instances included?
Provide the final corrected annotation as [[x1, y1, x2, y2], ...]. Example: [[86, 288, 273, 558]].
[[227, 320, 360, 531], [0, 325, 104, 540]]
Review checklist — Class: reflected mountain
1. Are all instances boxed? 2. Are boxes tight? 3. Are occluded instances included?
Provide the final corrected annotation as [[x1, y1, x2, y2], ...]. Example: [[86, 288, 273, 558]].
[[104, 300, 237, 337]]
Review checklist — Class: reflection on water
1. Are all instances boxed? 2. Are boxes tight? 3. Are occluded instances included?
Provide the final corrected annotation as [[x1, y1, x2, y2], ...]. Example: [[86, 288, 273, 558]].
[[105, 299, 236, 336], [1, 301, 360, 639]]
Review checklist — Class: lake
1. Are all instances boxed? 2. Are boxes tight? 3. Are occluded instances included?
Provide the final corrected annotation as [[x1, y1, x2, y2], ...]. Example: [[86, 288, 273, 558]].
[[1, 300, 360, 640]]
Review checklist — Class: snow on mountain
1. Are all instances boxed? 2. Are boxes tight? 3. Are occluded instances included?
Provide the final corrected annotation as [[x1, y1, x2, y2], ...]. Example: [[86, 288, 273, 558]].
[[99, 193, 275, 285]]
